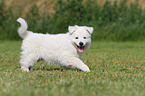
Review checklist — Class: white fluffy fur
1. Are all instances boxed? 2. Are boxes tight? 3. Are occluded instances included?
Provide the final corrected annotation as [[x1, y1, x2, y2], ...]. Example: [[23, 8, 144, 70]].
[[17, 17, 93, 72]]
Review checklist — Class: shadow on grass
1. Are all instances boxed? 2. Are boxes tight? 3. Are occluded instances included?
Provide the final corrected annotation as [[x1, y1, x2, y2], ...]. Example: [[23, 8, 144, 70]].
[[33, 67, 64, 71], [32, 67, 82, 72]]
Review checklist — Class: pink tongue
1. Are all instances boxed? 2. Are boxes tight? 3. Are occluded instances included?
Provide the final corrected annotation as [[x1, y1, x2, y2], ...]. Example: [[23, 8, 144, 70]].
[[78, 48, 84, 53]]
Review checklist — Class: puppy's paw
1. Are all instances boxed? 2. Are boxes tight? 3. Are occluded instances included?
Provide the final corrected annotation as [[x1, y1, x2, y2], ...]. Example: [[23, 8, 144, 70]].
[[20, 68, 29, 72], [81, 65, 90, 72]]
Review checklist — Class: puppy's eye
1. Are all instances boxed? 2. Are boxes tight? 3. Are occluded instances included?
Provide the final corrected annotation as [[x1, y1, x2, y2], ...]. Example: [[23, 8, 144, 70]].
[[75, 37, 78, 39], [84, 37, 86, 39]]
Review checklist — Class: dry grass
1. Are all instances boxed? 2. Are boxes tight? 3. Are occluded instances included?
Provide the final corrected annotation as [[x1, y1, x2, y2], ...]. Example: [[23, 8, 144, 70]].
[[4, 0, 145, 17]]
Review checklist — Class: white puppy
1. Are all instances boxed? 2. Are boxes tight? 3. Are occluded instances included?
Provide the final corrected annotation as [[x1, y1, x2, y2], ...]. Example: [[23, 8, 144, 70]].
[[17, 17, 93, 72]]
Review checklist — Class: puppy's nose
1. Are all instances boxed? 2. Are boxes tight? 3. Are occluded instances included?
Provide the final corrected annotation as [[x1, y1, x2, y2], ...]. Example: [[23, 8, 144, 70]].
[[79, 42, 84, 46]]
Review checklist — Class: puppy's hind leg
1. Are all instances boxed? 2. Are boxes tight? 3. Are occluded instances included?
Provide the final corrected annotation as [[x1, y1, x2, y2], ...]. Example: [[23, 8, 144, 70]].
[[20, 52, 38, 72]]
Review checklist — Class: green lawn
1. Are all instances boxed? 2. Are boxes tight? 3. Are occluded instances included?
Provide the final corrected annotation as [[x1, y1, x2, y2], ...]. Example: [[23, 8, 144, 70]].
[[0, 40, 145, 96]]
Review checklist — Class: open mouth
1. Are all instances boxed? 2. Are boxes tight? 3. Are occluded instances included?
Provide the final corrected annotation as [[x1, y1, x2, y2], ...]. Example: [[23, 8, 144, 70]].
[[75, 44, 85, 53]]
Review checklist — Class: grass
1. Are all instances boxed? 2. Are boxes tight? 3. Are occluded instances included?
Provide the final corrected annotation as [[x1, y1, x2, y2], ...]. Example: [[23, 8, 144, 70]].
[[1, 40, 145, 96]]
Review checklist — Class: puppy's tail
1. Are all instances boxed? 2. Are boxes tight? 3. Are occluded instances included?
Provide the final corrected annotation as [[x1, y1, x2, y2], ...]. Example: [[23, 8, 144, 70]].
[[17, 17, 28, 39]]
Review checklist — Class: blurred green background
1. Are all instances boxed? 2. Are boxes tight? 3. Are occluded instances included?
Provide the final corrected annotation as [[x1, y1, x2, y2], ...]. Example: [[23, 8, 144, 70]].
[[0, 0, 145, 41]]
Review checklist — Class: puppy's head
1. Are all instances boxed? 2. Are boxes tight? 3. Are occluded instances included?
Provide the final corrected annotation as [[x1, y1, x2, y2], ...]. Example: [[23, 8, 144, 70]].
[[68, 25, 93, 53]]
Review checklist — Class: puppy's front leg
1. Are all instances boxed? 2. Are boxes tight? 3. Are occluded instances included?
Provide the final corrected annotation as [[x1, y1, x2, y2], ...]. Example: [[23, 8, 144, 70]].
[[62, 57, 90, 72]]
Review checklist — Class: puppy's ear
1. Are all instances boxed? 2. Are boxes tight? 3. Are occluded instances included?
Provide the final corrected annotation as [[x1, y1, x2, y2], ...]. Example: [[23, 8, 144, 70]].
[[86, 27, 93, 34], [68, 26, 78, 34]]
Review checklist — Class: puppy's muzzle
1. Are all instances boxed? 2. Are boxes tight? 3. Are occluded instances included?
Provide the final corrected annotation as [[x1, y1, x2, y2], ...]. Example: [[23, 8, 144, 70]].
[[79, 42, 84, 46]]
